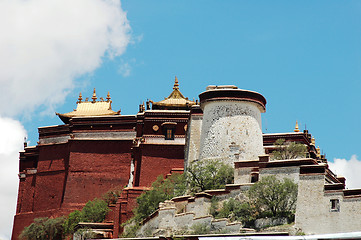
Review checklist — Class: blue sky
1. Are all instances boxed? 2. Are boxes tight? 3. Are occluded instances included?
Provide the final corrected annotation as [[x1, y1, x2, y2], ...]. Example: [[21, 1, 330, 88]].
[[0, 1, 360, 239]]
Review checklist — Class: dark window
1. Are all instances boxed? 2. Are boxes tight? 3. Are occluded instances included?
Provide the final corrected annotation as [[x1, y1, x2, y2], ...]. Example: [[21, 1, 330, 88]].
[[330, 199, 340, 212], [251, 173, 259, 183], [165, 128, 174, 140]]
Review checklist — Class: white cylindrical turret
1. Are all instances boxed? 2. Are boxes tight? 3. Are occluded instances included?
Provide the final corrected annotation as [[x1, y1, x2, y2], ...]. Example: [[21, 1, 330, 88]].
[[198, 85, 266, 166]]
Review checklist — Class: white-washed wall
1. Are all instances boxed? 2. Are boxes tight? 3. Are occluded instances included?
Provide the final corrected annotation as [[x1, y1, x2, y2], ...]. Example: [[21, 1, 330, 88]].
[[295, 174, 361, 234], [199, 101, 264, 166], [184, 113, 203, 168]]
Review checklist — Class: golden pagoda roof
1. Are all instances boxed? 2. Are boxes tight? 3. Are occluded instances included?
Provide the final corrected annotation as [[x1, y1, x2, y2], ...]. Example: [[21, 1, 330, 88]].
[[150, 77, 196, 110], [56, 89, 120, 123]]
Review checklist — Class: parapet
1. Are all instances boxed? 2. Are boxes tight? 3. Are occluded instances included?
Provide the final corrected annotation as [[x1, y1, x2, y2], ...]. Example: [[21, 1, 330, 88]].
[[199, 85, 267, 112]]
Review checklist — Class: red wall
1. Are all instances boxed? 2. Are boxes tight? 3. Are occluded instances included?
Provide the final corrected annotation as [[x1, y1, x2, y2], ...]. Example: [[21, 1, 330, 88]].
[[62, 140, 133, 207], [135, 144, 184, 187]]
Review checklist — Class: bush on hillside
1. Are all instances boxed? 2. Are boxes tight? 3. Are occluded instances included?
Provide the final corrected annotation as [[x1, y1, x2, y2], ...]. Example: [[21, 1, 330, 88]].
[[186, 159, 234, 193], [19, 217, 65, 240]]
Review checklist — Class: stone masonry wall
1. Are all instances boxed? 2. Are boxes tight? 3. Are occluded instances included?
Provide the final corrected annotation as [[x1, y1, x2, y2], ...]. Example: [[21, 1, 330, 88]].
[[184, 113, 203, 168], [295, 174, 361, 234], [199, 101, 264, 166]]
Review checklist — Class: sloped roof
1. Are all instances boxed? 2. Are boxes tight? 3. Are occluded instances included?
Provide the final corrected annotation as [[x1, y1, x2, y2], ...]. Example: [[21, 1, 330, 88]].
[[56, 89, 120, 123], [150, 77, 196, 110]]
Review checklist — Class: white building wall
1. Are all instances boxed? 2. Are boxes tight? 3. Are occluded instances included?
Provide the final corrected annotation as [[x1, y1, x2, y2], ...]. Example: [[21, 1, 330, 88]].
[[295, 174, 361, 234], [184, 113, 203, 168], [199, 101, 264, 166], [260, 166, 300, 184]]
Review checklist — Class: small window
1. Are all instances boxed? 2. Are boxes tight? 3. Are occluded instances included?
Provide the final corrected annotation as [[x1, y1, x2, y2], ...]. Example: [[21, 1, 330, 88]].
[[330, 199, 340, 212], [251, 173, 259, 183], [165, 128, 174, 140]]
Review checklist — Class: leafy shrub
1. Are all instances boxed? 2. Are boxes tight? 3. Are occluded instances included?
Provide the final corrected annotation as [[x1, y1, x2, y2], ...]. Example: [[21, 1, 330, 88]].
[[20, 217, 65, 240], [211, 197, 255, 227], [272, 138, 307, 160], [134, 173, 186, 221], [63, 198, 109, 235], [122, 173, 186, 237], [187, 159, 233, 193], [190, 223, 211, 235], [249, 176, 298, 219], [81, 198, 109, 222]]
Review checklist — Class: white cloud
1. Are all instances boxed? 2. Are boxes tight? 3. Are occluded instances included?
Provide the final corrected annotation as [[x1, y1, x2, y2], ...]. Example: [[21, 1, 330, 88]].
[[118, 58, 136, 77], [329, 155, 361, 189], [119, 61, 132, 77], [0, 1, 131, 239], [0, 0, 131, 117], [0, 117, 26, 240]]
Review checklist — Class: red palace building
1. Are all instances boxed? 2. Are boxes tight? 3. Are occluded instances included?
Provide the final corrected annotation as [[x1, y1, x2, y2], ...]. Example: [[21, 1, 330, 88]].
[[12, 78, 320, 239]]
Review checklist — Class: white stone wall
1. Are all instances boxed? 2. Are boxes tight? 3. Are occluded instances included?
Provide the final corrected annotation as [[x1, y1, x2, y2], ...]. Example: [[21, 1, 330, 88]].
[[234, 168, 252, 184], [199, 101, 264, 166], [295, 174, 361, 234], [184, 114, 203, 168], [260, 166, 300, 184]]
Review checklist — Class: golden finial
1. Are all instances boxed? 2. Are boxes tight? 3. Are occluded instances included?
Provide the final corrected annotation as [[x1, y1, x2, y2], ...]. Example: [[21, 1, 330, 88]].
[[92, 88, 97, 103], [316, 146, 321, 158], [311, 137, 315, 146], [173, 76, 179, 90], [77, 92, 82, 103], [106, 91, 111, 102], [294, 120, 300, 132]]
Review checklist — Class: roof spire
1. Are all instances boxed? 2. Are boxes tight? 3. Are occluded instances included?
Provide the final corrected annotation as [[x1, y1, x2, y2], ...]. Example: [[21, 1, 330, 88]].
[[311, 137, 315, 146], [92, 88, 97, 103], [77, 92, 83, 103], [173, 76, 179, 90], [294, 120, 300, 132], [106, 91, 111, 102]]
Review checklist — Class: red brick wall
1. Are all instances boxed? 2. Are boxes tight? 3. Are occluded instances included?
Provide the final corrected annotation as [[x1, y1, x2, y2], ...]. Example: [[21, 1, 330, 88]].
[[135, 144, 184, 187], [62, 140, 133, 207]]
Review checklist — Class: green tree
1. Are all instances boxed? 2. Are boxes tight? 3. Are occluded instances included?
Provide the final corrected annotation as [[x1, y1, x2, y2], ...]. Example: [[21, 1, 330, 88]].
[[272, 138, 307, 160], [249, 176, 298, 218], [186, 159, 234, 193], [20, 217, 65, 240], [62, 198, 109, 235], [214, 198, 255, 226], [134, 173, 186, 221], [63, 210, 82, 235], [81, 198, 109, 222]]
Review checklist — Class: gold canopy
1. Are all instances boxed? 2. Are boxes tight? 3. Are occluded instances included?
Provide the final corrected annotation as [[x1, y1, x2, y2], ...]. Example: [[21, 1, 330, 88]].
[[150, 77, 196, 110], [56, 89, 120, 123]]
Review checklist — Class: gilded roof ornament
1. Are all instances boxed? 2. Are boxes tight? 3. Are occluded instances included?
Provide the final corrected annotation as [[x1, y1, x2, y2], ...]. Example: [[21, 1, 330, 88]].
[[77, 92, 83, 104], [92, 88, 97, 103], [173, 76, 179, 90], [106, 92, 111, 102], [316, 146, 321, 158], [294, 120, 300, 132], [149, 76, 196, 110]]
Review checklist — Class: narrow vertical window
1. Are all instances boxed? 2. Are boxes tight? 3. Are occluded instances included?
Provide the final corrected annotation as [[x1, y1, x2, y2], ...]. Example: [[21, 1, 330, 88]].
[[330, 199, 340, 212]]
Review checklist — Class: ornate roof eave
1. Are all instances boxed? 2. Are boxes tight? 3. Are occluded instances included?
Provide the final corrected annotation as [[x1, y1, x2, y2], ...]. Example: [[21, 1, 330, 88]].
[[150, 76, 196, 109], [56, 89, 120, 124]]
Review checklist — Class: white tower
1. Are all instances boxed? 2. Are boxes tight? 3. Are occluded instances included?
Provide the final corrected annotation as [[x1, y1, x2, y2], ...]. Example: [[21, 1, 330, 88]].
[[198, 85, 266, 166]]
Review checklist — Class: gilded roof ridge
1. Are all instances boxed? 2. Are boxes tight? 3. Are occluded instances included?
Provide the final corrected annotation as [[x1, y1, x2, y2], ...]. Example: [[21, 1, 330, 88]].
[[56, 89, 119, 123]]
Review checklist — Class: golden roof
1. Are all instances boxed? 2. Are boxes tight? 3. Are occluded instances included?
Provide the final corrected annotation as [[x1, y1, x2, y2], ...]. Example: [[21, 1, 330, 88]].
[[56, 89, 120, 123], [150, 77, 196, 110]]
